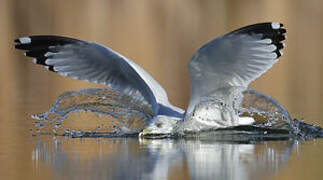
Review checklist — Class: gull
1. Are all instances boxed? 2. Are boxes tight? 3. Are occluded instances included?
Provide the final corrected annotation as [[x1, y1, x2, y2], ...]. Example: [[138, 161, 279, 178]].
[[14, 22, 286, 133]]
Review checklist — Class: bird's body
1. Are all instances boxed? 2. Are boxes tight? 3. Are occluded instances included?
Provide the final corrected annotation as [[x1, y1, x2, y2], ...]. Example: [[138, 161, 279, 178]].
[[15, 22, 286, 134]]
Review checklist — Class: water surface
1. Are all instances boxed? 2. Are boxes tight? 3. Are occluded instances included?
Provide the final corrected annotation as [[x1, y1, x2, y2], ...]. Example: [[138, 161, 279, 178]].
[[1, 87, 323, 180]]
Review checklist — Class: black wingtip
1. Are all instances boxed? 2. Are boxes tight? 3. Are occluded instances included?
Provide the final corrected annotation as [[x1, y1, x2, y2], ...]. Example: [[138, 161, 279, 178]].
[[233, 22, 286, 35], [48, 65, 55, 72], [14, 35, 83, 72], [231, 22, 287, 59], [276, 42, 284, 50], [279, 28, 287, 34], [14, 44, 26, 50]]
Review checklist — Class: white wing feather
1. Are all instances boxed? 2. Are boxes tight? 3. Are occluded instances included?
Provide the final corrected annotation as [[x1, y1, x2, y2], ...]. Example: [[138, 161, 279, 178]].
[[15, 36, 184, 116], [187, 22, 286, 113]]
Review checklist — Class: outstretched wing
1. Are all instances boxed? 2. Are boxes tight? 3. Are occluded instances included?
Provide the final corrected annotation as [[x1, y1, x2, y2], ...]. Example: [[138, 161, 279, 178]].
[[14, 35, 170, 115], [187, 22, 286, 113]]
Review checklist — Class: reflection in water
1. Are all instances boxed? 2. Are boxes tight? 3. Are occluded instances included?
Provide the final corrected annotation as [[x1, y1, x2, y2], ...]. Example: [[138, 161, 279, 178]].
[[32, 137, 296, 180]]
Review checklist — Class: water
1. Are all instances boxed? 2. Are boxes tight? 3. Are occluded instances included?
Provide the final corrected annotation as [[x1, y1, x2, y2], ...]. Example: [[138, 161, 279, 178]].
[[31, 136, 296, 180], [179, 87, 292, 134], [1, 87, 323, 180], [30, 87, 323, 140], [31, 88, 153, 137]]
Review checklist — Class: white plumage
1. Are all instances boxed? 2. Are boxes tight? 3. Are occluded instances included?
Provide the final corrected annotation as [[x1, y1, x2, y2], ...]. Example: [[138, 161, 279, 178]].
[[15, 22, 286, 130]]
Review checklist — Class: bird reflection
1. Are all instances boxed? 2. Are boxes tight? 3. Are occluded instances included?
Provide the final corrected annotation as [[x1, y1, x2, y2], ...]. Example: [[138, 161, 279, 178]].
[[32, 137, 296, 180]]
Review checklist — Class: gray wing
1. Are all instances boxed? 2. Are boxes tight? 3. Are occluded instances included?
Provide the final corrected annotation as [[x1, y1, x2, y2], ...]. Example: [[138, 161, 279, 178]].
[[187, 22, 286, 113], [14, 36, 171, 116]]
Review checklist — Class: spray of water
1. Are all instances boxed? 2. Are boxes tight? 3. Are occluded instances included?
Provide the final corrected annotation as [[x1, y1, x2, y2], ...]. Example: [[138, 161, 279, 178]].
[[31, 87, 322, 140], [31, 88, 153, 137]]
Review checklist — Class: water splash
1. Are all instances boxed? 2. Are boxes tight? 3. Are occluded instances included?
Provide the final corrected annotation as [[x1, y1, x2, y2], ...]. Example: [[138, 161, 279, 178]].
[[31, 87, 323, 140], [31, 88, 153, 137], [179, 87, 323, 140], [180, 87, 290, 132], [239, 88, 291, 128]]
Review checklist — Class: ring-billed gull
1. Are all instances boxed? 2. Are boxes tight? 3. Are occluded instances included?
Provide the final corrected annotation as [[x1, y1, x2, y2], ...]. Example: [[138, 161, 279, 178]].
[[14, 22, 286, 133]]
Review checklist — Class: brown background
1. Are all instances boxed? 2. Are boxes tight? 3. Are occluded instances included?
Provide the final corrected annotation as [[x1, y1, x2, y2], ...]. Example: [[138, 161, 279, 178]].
[[0, 0, 322, 179], [2, 0, 323, 123]]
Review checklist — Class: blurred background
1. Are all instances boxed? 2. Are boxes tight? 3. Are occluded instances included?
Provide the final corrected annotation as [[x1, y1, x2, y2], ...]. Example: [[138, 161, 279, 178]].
[[0, 0, 323, 179]]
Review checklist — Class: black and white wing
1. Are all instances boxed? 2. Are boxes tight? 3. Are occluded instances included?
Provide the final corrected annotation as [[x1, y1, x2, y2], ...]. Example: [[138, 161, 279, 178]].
[[187, 22, 286, 113], [14, 35, 176, 116]]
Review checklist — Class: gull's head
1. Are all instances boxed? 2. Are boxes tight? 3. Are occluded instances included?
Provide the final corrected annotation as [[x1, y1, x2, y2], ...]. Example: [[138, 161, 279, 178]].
[[139, 115, 182, 138]]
